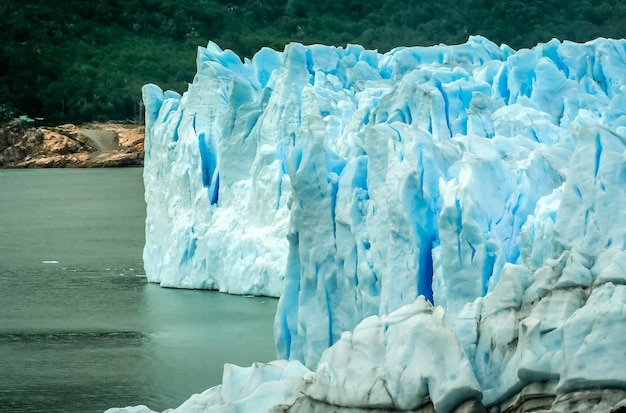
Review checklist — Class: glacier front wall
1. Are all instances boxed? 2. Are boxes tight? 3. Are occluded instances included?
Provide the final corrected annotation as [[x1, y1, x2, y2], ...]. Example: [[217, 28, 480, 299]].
[[142, 37, 626, 408]]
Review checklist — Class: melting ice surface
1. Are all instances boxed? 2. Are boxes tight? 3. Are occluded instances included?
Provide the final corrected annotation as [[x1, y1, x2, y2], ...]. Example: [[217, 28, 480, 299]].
[[116, 36, 626, 412]]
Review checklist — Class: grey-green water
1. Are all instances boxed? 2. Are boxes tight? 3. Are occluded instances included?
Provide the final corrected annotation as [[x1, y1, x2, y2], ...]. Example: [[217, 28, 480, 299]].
[[0, 168, 278, 412]]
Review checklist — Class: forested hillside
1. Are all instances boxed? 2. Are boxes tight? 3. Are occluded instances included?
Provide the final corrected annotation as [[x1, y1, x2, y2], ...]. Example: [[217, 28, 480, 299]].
[[1, 0, 625, 123]]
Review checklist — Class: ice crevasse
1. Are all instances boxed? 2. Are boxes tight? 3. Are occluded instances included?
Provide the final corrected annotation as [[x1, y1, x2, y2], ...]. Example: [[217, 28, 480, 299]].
[[126, 36, 626, 412]]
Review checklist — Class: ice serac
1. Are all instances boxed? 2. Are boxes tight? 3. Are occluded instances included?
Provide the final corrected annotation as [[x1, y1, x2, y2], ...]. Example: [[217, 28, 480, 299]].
[[453, 124, 626, 408], [273, 37, 576, 365], [305, 297, 481, 413], [142, 42, 289, 296], [136, 36, 626, 412]]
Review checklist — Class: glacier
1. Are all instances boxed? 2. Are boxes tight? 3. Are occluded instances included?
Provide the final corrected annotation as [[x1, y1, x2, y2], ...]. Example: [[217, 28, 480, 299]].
[[118, 36, 626, 412]]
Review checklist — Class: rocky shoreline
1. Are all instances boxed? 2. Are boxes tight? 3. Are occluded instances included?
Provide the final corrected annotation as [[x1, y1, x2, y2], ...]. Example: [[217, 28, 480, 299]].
[[0, 119, 144, 168]]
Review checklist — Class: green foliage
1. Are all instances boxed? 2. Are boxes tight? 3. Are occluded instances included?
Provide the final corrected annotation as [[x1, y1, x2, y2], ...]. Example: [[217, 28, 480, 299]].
[[0, 0, 624, 123]]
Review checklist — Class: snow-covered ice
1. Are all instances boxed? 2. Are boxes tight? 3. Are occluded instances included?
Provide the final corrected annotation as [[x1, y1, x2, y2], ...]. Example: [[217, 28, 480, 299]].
[[120, 36, 626, 412]]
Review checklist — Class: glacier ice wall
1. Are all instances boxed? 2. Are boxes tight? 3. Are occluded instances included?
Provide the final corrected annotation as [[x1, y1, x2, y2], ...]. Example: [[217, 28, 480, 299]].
[[142, 36, 626, 408], [143, 37, 626, 374]]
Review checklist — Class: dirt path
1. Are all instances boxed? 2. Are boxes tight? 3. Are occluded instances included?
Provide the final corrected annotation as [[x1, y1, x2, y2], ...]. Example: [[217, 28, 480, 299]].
[[80, 128, 120, 152]]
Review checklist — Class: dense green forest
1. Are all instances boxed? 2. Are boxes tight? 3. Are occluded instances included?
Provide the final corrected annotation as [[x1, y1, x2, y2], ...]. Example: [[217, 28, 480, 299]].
[[1, 0, 625, 123]]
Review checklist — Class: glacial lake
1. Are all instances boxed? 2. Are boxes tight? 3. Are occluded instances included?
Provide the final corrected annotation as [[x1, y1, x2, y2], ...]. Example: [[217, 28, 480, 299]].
[[0, 168, 278, 412]]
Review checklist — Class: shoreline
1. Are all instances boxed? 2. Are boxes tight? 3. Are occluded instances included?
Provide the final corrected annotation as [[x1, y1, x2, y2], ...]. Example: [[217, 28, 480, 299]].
[[0, 120, 145, 168]]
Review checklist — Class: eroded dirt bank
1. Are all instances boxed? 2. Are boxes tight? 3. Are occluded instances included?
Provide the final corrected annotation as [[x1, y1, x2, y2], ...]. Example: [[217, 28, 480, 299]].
[[0, 120, 145, 168]]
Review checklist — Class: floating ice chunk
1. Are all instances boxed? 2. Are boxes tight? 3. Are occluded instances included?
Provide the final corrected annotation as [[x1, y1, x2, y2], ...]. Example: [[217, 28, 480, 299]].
[[104, 405, 157, 413]]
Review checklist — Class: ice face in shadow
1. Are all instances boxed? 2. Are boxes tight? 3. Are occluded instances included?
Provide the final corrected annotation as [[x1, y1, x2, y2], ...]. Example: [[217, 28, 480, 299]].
[[134, 36, 626, 412]]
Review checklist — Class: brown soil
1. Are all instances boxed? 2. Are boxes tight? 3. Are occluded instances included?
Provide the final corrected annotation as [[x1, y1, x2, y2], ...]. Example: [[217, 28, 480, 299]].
[[0, 120, 145, 168]]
